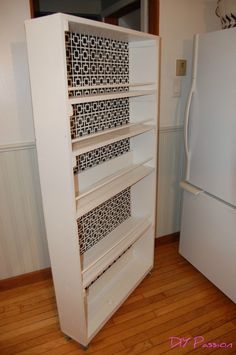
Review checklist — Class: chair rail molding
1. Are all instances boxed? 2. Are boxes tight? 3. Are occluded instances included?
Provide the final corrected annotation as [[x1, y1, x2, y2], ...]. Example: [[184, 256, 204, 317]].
[[0, 141, 36, 153]]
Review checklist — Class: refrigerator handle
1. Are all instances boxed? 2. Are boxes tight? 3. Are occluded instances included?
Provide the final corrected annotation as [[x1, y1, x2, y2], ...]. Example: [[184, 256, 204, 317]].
[[184, 34, 199, 180], [180, 181, 203, 196], [184, 87, 194, 180]]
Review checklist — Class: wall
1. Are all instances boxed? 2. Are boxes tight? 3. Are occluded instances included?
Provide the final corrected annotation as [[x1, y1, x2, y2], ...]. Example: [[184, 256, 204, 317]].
[[157, 0, 221, 237], [0, 0, 50, 279], [118, 9, 140, 30], [0, 0, 34, 144]]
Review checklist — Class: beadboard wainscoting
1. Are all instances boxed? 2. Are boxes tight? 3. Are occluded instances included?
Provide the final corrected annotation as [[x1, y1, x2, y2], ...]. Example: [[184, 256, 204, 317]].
[[157, 125, 184, 237], [0, 143, 50, 279]]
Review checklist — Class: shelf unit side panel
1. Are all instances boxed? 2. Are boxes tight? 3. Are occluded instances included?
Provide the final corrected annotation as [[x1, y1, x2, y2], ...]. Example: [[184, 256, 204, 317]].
[[25, 15, 87, 344], [129, 40, 159, 86], [131, 173, 157, 226]]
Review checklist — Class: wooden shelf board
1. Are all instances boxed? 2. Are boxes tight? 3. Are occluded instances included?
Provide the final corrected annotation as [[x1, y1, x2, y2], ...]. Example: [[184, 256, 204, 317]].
[[76, 159, 153, 200], [82, 217, 151, 288], [72, 122, 155, 156], [87, 254, 152, 340], [68, 89, 156, 105], [68, 82, 156, 91], [76, 164, 154, 218]]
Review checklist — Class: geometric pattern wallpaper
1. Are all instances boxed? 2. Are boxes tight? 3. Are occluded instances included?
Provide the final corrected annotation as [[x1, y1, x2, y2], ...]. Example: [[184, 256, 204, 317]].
[[65, 31, 129, 93], [74, 138, 130, 174], [70, 98, 130, 139], [77, 188, 131, 254]]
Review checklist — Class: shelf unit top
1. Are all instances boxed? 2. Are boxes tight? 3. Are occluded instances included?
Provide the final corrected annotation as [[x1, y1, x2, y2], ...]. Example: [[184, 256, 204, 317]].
[[76, 164, 154, 218], [82, 217, 151, 288], [72, 122, 155, 156], [25, 13, 159, 43], [63, 13, 158, 42]]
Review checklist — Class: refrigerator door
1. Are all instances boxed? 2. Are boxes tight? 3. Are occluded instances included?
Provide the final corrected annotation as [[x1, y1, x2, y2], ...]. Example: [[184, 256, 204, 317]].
[[180, 190, 236, 303], [187, 28, 236, 206]]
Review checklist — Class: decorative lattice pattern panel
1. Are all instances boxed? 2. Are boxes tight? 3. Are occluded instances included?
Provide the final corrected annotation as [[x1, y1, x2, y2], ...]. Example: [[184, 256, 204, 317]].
[[65, 31, 129, 96], [74, 138, 130, 174], [70, 98, 129, 139], [77, 188, 131, 254]]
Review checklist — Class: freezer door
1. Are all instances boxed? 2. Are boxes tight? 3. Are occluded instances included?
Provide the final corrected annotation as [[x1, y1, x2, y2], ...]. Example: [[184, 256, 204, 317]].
[[180, 191, 236, 303], [187, 28, 236, 206]]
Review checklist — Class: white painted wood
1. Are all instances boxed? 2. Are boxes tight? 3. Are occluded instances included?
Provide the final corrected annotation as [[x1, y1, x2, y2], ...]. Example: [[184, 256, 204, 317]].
[[131, 130, 155, 165], [129, 41, 158, 84], [131, 172, 156, 221], [72, 119, 154, 144], [0, 147, 49, 279], [180, 191, 236, 303], [129, 96, 157, 124], [77, 158, 153, 199], [25, 15, 87, 345], [66, 13, 157, 41], [77, 165, 154, 218], [157, 126, 184, 237], [68, 89, 156, 105], [68, 82, 155, 91], [87, 227, 153, 339], [25, 13, 158, 346], [78, 152, 133, 193], [72, 122, 155, 156], [82, 217, 151, 287]]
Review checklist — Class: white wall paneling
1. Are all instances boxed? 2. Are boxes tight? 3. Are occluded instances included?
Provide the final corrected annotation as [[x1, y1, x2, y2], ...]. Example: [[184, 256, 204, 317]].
[[0, 144, 50, 279], [157, 126, 184, 237], [0, 0, 34, 144], [0, 0, 49, 280]]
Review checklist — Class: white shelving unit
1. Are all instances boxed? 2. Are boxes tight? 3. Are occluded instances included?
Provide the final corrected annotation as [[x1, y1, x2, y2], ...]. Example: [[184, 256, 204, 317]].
[[25, 13, 159, 347]]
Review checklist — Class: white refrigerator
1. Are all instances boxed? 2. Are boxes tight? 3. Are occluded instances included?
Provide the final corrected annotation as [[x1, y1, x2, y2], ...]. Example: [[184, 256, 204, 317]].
[[179, 28, 236, 303]]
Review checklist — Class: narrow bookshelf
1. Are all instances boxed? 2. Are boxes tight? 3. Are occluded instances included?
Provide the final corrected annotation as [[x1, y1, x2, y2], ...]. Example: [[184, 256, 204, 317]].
[[25, 13, 159, 347]]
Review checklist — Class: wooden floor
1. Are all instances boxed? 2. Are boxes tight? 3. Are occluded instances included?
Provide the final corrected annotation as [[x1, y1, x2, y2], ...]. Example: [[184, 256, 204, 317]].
[[0, 241, 235, 354]]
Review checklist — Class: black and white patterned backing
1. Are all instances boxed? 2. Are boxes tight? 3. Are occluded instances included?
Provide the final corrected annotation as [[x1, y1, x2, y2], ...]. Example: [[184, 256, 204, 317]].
[[65, 31, 129, 97], [77, 188, 131, 254], [74, 138, 130, 174], [86, 245, 132, 289], [70, 98, 129, 139]]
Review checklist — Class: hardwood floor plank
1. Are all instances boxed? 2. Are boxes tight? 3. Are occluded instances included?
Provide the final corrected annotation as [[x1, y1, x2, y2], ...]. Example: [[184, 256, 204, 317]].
[[0, 241, 235, 354], [0, 309, 57, 334], [0, 300, 56, 327], [94, 312, 156, 341], [0, 316, 58, 342], [113, 283, 216, 325], [149, 304, 236, 347], [122, 297, 232, 348], [2, 329, 63, 355]]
